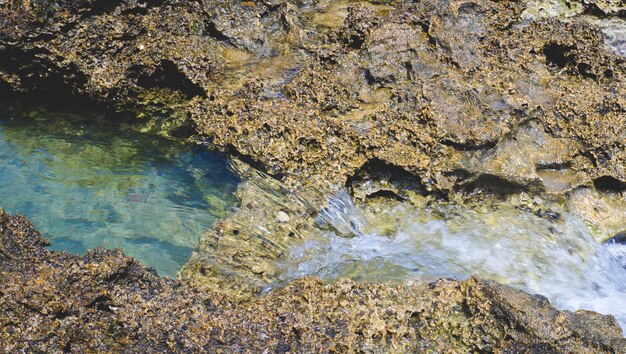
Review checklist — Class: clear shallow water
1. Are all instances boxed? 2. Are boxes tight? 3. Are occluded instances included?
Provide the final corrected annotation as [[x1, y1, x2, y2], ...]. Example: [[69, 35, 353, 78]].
[[276, 191, 626, 330], [0, 106, 239, 277]]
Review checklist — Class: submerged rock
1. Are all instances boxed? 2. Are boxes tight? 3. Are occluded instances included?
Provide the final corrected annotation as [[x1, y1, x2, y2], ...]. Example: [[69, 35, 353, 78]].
[[1, 209, 625, 352]]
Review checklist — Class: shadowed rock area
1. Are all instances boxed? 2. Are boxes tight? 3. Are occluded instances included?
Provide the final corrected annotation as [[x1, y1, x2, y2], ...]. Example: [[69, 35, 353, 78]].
[[1, 209, 625, 352]]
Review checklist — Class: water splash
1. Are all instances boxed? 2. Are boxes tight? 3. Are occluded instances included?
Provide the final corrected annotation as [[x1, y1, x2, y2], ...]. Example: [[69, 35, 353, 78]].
[[277, 191, 626, 329]]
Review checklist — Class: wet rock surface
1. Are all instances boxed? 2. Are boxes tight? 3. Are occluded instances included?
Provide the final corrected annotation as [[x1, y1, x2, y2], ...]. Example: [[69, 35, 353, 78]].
[[1, 209, 625, 352], [2, 0, 625, 190], [3, 0, 623, 188], [184, 0, 626, 295], [190, 0, 626, 195]]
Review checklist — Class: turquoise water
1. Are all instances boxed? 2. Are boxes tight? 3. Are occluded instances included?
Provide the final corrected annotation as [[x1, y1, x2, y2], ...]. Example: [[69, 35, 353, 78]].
[[0, 105, 239, 277]]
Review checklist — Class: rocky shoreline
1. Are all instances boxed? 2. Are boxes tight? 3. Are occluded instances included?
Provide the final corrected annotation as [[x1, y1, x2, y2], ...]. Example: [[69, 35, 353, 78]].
[[1, 0, 626, 351], [2, 209, 625, 352]]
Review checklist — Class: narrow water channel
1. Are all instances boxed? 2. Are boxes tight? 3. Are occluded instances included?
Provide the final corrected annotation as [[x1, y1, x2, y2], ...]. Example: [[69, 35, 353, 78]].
[[0, 105, 239, 277], [275, 191, 626, 329]]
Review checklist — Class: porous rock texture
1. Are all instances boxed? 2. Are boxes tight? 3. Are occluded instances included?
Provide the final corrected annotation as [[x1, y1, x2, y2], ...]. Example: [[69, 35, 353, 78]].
[[1, 209, 625, 352], [191, 0, 626, 194], [2, 0, 626, 350], [2, 0, 624, 191], [185, 0, 626, 296]]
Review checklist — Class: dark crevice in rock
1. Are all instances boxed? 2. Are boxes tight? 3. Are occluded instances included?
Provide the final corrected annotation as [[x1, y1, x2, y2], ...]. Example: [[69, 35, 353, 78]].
[[59, 21, 80, 35], [121, 6, 149, 16], [413, 17, 440, 49], [582, 3, 608, 17], [585, 149, 618, 169], [515, 205, 562, 222], [62, 340, 72, 353], [0, 45, 97, 107], [460, 300, 473, 318], [362, 69, 376, 85], [348, 34, 365, 50], [595, 104, 614, 116], [404, 61, 413, 81], [1, 82, 96, 112], [364, 189, 406, 202], [78, 0, 164, 19], [459, 174, 532, 196], [605, 231, 626, 245], [577, 62, 597, 80], [578, 2, 625, 18], [347, 158, 425, 200], [204, 21, 233, 44], [440, 138, 497, 151], [408, 311, 421, 327], [416, 20, 430, 36], [536, 161, 572, 171], [86, 295, 115, 313], [54, 310, 72, 320], [260, 2, 283, 16], [137, 60, 206, 99], [105, 261, 135, 283], [593, 175, 626, 192], [446, 168, 472, 185], [543, 43, 575, 68], [222, 143, 286, 181], [582, 150, 599, 167], [0, 79, 13, 98], [347, 159, 423, 187], [78, 0, 126, 20]]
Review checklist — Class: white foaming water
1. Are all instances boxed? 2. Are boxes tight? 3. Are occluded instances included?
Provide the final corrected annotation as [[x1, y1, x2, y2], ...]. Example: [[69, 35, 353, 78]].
[[276, 191, 626, 330]]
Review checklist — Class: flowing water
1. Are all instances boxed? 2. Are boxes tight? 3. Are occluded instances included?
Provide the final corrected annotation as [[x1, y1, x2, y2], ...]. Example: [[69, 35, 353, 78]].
[[0, 105, 239, 277], [2, 104, 625, 331], [275, 191, 626, 329]]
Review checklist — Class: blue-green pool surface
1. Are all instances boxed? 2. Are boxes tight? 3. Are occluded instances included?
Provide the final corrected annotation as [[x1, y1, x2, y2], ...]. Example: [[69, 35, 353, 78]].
[[0, 106, 239, 277]]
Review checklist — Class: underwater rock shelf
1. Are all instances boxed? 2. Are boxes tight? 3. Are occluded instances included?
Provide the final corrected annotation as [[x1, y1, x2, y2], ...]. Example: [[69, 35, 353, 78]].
[[0, 105, 239, 277]]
